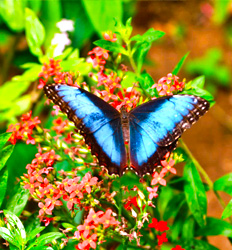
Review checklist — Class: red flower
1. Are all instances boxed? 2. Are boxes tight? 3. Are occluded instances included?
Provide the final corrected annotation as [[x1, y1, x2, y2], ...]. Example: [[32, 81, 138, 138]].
[[171, 245, 185, 250], [38, 58, 62, 88], [7, 111, 41, 145], [88, 47, 109, 67], [52, 117, 69, 134], [157, 232, 168, 246], [42, 217, 54, 226], [124, 196, 139, 210], [148, 218, 169, 232]]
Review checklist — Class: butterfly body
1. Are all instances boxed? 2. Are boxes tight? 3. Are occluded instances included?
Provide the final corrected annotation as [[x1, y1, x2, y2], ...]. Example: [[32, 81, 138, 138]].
[[44, 84, 209, 176]]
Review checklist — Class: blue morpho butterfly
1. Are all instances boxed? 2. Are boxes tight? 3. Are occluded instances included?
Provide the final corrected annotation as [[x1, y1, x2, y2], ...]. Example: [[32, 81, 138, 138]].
[[44, 84, 209, 177]]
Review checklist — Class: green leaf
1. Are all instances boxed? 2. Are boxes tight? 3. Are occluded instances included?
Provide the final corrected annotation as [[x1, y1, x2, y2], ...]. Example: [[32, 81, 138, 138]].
[[0, 0, 25, 31], [60, 60, 92, 75], [214, 173, 232, 195], [27, 227, 45, 242], [180, 84, 215, 107], [131, 29, 165, 43], [0, 227, 17, 246], [137, 72, 156, 97], [181, 239, 219, 250], [3, 210, 26, 245], [163, 193, 186, 220], [182, 216, 195, 240], [0, 144, 14, 171], [190, 75, 205, 88], [25, 8, 45, 57], [93, 40, 127, 55], [0, 80, 30, 110], [6, 143, 37, 198], [172, 52, 189, 75], [114, 17, 133, 42], [121, 71, 137, 89], [0, 95, 32, 123], [9, 245, 19, 250], [6, 184, 29, 216], [183, 161, 207, 227], [27, 232, 63, 249], [0, 132, 12, 150], [25, 213, 41, 237], [132, 29, 165, 73], [157, 186, 175, 218], [170, 202, 189, 241], [222, 199, 232, 219], [196, 217, 232, 237], [82, 0, 123, 36], [135, 41, 151, 73], [0, 166, 8, 207], [32, 247, 54, 250], [213, 0, 231, 24], [19, 64, 43, 82]]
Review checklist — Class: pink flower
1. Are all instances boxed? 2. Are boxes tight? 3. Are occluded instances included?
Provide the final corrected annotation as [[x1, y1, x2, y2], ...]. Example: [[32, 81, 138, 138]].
[[151, 73, 185, 96], [147, 186, 159, 200], [151, 170, 167, 186], [161, 157, 176, 174], [103, 31, 117, 42]]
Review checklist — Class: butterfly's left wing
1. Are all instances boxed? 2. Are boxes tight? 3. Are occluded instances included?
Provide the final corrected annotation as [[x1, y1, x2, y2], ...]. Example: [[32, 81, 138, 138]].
[[129, 95, 209, 176], [44, 84, 127, 175]]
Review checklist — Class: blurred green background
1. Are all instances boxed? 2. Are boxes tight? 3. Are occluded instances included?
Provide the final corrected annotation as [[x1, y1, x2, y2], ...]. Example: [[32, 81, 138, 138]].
[[0, 0, 232, 248]]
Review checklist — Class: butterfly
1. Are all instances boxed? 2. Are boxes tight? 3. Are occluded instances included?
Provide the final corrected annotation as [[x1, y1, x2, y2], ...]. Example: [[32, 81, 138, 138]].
[[44, 84, 210, 177]]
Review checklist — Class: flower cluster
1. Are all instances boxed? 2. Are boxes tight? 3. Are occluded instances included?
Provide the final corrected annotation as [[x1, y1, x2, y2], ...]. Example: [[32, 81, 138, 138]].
[[7, 111, 41, 145], [148, 218, 185, 249], [74, 208, 120, 249], [22, 148, 100, 221], [147, 153, 176, 200], [87, 31, 140, 111], [38, 58, 62, 89], [152, 73, 185, 96]]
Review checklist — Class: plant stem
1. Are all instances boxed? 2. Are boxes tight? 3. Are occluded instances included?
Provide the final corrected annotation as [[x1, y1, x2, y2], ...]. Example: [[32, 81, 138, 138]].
[[125, 40, 150, 98], [180, 139, 227, 210], [126, 41, 138, 74]]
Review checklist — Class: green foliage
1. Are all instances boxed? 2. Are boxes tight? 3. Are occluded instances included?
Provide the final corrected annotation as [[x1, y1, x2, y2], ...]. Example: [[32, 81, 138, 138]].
[[213, 0, 231, 24], [0, 0, 25, 31], [172, 52, 189, 75], [213, 173, 232, 195], [184, 161, 207, 227], [0, 210, 63, 250], [185, 48, 231, 95], [82, 0, 123, 36], [180, 76, 215, 106], [25, 8, 45, 57]]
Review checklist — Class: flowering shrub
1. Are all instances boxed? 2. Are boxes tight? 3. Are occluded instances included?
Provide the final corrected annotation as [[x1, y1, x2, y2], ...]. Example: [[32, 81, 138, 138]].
[[0, 9, 231, 250]]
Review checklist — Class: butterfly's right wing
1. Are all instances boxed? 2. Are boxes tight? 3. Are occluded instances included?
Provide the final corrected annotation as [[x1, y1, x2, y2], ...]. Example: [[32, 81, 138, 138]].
[[129, 95, 209, 176], [44, 84, 127, 175]]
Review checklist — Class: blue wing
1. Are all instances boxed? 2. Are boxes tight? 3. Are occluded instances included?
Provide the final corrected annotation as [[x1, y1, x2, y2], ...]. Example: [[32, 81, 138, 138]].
[[44, 84, 127, 175], [129, 95, 209, 176]]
